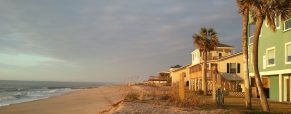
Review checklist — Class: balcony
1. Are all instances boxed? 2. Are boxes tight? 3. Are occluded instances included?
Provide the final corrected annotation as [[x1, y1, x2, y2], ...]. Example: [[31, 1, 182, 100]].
[[200, 56, 222, 61], [190, 70, 217, 80]]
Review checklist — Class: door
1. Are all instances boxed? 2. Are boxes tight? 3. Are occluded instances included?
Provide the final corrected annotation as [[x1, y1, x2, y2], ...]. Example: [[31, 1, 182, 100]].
[[284, 76, 290, 102], [287, 78, 290, 102], [262, 77, 270, 98]]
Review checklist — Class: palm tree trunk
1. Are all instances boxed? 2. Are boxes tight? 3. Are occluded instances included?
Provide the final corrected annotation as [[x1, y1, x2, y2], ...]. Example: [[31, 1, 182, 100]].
[[242, 9, 252, 109], [253, 17, 270, 112], [202, 50, 208, 95]]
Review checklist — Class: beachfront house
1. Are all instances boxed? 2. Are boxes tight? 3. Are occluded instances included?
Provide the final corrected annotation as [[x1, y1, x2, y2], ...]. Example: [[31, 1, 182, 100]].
[[215, 52, 244, 92], [146, 71, 170, 86], [170, 64, 191, 87], [189, 43, 244, 93], [248, 16, 291, 102]]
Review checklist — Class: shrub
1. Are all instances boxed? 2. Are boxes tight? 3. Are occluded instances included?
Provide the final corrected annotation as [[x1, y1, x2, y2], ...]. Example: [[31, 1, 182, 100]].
[[124, 92, 139, 102]]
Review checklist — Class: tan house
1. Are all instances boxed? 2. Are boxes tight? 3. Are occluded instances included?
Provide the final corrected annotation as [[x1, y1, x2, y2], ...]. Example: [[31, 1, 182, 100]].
[[189, 43, 244, 92], [189, 43, 235, 91], [170, 64, 191, 87], [216, 52, 244, 92]]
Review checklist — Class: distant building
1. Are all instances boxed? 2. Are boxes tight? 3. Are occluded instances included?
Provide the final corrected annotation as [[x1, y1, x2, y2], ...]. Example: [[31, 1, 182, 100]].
[[146, 71, 170, 86], [169, 64, 191, 87]]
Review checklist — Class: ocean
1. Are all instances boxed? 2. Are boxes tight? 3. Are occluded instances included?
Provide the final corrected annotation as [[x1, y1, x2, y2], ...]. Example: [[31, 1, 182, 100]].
[[0, 80, 104, 107]]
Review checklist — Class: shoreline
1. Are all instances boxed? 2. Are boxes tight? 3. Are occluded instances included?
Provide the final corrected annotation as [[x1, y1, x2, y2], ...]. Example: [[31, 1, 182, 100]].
[[0, 85, 129, 114], [0, 88, 79, 108]]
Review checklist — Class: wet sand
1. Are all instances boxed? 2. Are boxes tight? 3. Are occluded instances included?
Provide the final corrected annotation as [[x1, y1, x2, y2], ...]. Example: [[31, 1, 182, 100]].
[[0, 85, 129, 114]]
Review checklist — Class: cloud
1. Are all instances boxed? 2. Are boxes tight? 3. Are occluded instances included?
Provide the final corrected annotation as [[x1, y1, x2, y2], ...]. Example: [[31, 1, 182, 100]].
[[0, 0, 242, 82], [0, 53, 63, 67]]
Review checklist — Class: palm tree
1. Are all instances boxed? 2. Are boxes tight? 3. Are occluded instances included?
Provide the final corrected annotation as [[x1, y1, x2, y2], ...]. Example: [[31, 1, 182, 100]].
[[236, 0, 252, 109], [193, 27, 219, 95], [248, 0, 290, 112]]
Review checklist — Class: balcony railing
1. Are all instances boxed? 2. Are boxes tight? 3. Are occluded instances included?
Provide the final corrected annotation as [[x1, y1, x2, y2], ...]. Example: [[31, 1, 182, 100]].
[[190, 70, 217, 79]]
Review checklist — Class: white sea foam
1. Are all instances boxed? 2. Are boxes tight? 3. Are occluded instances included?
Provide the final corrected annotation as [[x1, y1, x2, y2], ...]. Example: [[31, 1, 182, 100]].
[[0, 88, 73, 107], [0, 80, 102, 107]]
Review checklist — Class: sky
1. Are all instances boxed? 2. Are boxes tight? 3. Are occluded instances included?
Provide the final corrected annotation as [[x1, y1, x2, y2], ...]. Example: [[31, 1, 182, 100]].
[[0, 0, 242, 82]]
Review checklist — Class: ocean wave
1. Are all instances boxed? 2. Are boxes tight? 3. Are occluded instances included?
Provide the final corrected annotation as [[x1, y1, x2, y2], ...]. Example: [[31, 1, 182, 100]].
[[0, 88, 73, 107], [0, 80, 102, 107]]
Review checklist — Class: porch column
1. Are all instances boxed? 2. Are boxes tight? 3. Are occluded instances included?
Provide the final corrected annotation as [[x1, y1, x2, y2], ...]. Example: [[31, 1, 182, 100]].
[[290, 75, 291, 102], [199, 79, 201, 90], [289, 75, 291, 102], [194, 79, 197, 91], [197, 79, 200, 90], [279, 74, 283, 102], [191, 80, 194, 90]]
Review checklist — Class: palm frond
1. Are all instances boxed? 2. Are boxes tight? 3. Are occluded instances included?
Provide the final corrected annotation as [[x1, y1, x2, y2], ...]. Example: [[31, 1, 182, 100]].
[[192, 27, 219, 52], [200, 27, 208, 39], [193, 34, 205, 50], [249, 0, 291, 32], [236, 0, 254, 15]]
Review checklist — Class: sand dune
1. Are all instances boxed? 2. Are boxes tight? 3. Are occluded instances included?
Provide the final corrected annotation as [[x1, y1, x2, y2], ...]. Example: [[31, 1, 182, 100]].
[[0, 85, 129, 114]]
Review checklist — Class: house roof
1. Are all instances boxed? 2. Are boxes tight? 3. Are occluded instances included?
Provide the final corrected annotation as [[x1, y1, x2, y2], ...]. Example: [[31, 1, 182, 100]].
[[216, 52, 242, 61], [171, 64, 191, 72], [148, 78, 167, 81], [217, 43, 233, 47], [158, 71, 170, 74], [148, 76, 168, 81], [221, 73, 243, 81]]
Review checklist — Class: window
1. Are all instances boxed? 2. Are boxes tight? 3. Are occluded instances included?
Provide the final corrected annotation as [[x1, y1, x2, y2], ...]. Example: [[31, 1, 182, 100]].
[[267, 15, 280, 29], [266, 47, 275, 66], [249, 23, 255, 44], [286, 42, 291, 64], [230, 63, 236, 73], [249, 23, 262, 44], [275, 16, 280, 29], [227, 63, 241, 73], [219, 53, 222, 58], [237, 63, 240, 73], [284, 18, 291, 31]]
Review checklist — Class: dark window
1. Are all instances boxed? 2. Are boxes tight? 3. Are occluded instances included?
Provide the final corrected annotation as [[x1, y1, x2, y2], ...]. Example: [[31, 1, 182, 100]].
[[287, 44, 291, 62], [237, 63, 240, 73], [219, 53, 222, 58], [275, 17, 280, 28], [284, 19, 291, 30], [268, 59, 275, 65], [227, 63, 230, 73], [267, 49, 275, 65], [249, 36, 254, 44]]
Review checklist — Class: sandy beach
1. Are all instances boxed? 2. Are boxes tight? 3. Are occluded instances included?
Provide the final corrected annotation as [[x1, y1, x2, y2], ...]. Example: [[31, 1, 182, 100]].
[[0, 85, 129, 114]]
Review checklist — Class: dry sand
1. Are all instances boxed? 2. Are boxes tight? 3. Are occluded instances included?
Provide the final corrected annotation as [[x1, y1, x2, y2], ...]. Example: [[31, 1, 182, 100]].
[[0, 85, 129, 114]]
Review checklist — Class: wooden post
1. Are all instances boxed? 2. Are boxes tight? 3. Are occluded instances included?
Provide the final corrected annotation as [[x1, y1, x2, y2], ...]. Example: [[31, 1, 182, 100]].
[[212, 66, 217, 103], [179, 73, 185, 101]]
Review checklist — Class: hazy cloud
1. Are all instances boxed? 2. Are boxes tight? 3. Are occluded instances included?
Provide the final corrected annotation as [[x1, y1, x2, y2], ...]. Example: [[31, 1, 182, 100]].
[[0, 0, 242, 82]]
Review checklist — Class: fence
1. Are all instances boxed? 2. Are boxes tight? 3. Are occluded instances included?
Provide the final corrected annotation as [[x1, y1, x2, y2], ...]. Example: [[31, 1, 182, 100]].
[[227, 91, 245, 97]]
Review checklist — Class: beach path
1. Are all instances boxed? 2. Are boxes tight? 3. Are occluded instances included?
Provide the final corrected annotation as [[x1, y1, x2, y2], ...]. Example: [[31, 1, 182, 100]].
[[0, 85, 129, 114]]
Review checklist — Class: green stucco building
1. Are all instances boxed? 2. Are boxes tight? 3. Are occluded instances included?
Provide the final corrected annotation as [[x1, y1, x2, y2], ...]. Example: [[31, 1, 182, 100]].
[[248, 16, 291, 102]]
